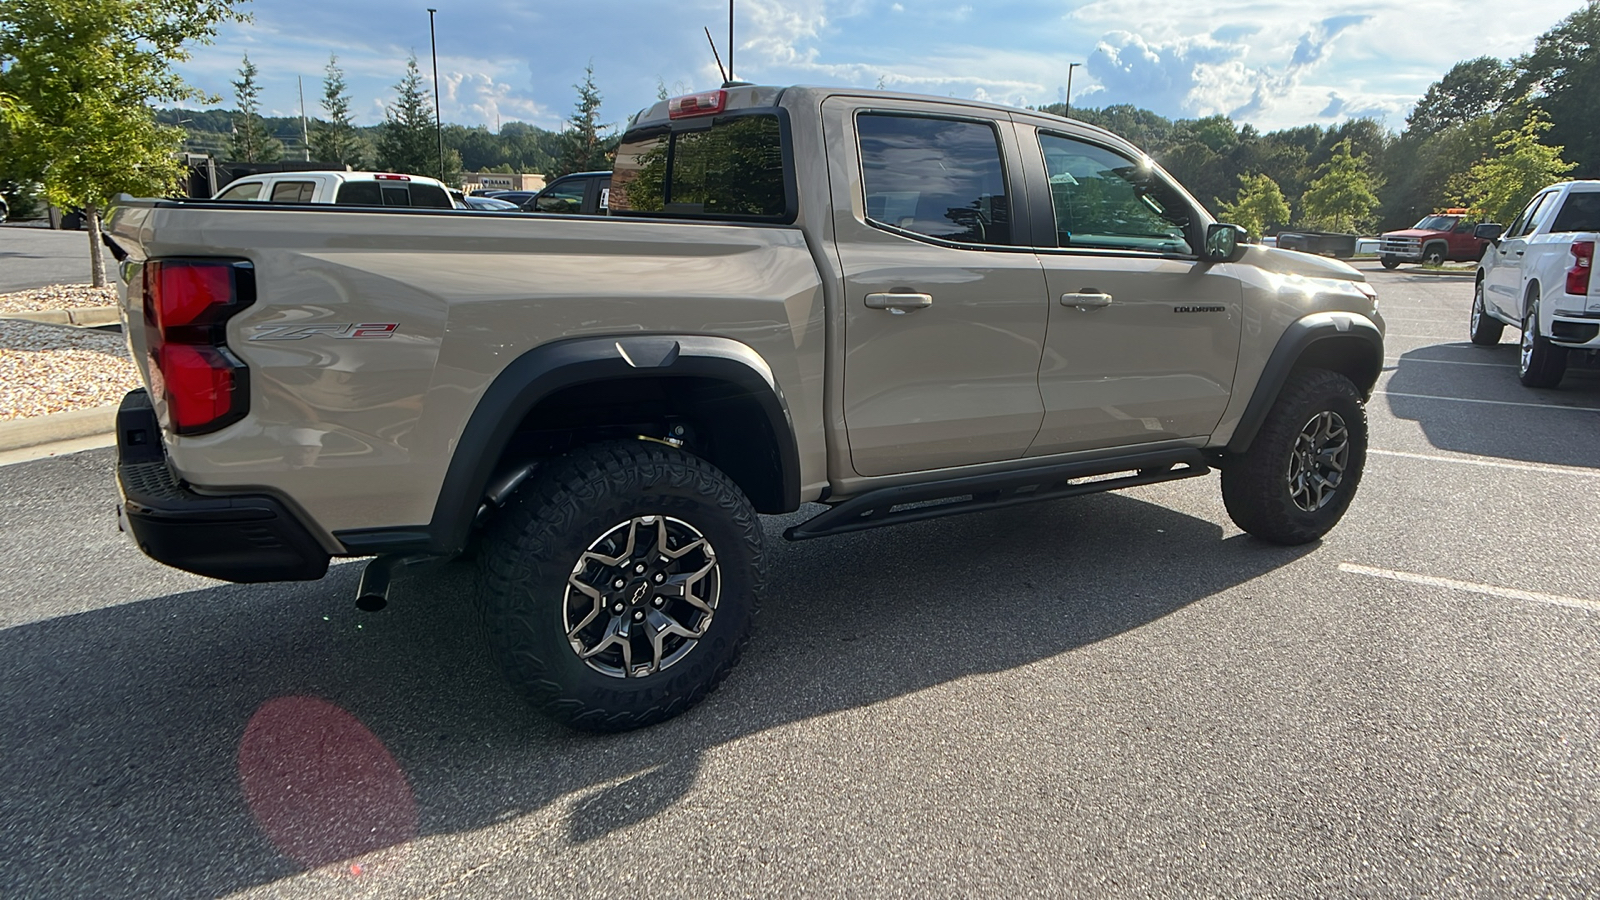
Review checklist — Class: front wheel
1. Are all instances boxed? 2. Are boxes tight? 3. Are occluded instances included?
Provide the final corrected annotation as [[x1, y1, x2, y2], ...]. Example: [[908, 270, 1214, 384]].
[[477, 440, 764, 732], [1518, 296, 1568, 388], [1222, 369, 1368, 545], [1421, 244, 1446, 266], [1469, 279, 1504, 346], [1380, 255, 1400, 270]]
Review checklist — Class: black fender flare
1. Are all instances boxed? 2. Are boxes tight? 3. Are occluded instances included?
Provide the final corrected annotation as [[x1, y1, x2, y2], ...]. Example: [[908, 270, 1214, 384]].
[[1226, 313, 1384, 455], [338, 335, 801, 556]]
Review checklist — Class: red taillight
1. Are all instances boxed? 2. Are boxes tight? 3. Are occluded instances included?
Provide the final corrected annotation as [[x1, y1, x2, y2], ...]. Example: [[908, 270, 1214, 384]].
[[374, 173, 411, 181], [668, 90, 727, 119], [1568, 240, 1594, 295], [142, 259, 254, 434]]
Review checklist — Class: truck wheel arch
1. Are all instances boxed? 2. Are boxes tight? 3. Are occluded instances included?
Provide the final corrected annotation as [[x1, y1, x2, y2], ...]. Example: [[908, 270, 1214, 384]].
[[1225, 313, 1384, 455], [339, 335, 802, 557]]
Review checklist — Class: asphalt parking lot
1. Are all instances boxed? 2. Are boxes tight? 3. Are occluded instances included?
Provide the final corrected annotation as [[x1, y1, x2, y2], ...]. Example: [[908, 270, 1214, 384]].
[[2, 262, 1598, 898], [0, 225, 94, 293]]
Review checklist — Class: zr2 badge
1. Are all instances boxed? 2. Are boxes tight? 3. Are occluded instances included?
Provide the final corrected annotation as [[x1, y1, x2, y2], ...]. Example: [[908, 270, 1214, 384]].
[[249, 323, 399, 341]]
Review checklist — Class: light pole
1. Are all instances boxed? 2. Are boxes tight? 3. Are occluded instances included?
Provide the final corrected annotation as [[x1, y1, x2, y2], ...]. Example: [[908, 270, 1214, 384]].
[[1065, 62, 1082, 117], [427, 8, 444, 180]]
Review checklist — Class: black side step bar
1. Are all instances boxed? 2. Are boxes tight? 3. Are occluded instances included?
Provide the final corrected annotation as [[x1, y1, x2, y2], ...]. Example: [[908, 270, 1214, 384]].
[[785, 448, 1212, 542]]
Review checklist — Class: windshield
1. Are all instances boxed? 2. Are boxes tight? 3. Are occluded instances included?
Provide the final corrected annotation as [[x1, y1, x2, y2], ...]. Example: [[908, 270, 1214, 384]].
[[1412, 215, 1461, 231]]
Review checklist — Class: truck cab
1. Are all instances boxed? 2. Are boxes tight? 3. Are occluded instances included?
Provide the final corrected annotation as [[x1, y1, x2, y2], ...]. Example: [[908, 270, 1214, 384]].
[[1379, 209, 1489, 268]]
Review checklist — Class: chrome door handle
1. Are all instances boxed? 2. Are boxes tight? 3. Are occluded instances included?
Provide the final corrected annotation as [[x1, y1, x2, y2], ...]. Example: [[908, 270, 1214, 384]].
[[865, 291, 933, 311], [1062, 291, 1113, 309]]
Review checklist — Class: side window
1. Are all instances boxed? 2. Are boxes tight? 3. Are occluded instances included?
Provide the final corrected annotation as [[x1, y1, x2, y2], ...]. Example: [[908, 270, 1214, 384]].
[[1038, 133, 1193, 254], [1551, 192, 1600, 233], [216, 181, 263, 201], [534, 179, 586, 213], [1512, 192, 1554, 237], [857, 113, 1012, 245], [269, 181, 316, 203]]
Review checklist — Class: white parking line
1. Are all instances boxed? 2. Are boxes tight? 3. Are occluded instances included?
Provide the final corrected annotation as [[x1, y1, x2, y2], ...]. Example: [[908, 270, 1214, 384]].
[[1384, 357, 1509, 368], [1368, 448, 1600, 478], [1339, 563, 1600, 614], [1373, 390, 1600, 413]]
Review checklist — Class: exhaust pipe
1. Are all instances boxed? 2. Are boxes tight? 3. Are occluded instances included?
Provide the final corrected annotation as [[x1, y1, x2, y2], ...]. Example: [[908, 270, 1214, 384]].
[[356, 554, 432, 611]]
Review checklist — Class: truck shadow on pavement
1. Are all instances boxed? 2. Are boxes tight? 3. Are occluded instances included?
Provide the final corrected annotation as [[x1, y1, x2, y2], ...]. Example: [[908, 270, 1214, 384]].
[[0, 491, 1312, 898], [1383, 343, 1600, 470]]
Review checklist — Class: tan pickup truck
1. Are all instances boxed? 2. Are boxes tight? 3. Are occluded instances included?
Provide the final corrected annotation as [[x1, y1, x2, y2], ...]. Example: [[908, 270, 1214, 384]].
[[107, 85, 1384, 731]]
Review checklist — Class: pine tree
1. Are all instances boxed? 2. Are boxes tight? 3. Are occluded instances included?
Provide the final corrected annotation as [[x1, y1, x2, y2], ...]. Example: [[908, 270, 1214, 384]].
[[230, 53, 282, 163], [375, 55, 436, 176], [554, 63, 610, 177], [311, 54, 365, 168]]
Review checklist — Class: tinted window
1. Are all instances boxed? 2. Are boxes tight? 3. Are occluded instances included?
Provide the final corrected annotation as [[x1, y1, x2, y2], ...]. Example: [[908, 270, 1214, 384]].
[[216, 181, 262, 201], [534, 179, 586, 213], [1551, 191, 1600, 233], [1038, 133, 1192, 254], [409, 183, 451, 209], [336, 182, 383, 206], [611, 114, 786, 219], [269, 181, 316, 203], [858, 114, 1010, 245], [1514, 192, 1556, 237]]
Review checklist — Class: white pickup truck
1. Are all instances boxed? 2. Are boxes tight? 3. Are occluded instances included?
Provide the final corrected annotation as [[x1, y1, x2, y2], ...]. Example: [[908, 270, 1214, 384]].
[[1471, 180, 1600, 387], [212, 171, 454, 209]]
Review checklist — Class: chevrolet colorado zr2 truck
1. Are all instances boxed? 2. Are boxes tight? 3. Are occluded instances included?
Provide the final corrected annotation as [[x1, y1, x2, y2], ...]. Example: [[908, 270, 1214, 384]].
[[106, 86, 1385, 732]]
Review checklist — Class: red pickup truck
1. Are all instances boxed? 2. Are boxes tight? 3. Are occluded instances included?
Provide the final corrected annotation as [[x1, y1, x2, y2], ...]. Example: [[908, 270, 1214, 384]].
[[1379, 209, 1491, 268]]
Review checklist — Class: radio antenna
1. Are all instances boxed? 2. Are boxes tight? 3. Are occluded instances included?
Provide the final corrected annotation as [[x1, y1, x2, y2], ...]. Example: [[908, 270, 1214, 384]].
[[704, 26, 729, 84], [728, 0, 734, 83]]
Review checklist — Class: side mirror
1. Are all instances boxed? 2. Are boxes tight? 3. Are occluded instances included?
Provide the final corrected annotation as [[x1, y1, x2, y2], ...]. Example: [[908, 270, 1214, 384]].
[[1204, 223, 1249, 263], [1474, 223, 1504, 243]]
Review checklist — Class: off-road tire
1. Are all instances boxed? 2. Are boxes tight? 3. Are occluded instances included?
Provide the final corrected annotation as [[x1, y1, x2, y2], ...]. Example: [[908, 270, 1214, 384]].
[[1518, 295, 1567, 388], [1469, 278, 1504, 346], [477, 440, 764, 732], [1380, 255, 1400, 270], [1222, 368, 1367, 545]]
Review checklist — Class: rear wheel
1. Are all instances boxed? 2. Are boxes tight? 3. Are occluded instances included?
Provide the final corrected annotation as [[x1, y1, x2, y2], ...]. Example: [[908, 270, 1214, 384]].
[[1518, 295, 1568, 388], [1469, 279, 1504, 346], [1222, 368, 1367, 545], [477, 440, 764, 732]]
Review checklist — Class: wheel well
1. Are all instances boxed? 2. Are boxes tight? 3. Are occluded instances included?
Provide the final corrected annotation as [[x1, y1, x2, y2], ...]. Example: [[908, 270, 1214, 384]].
[[1423, 240, 1447, 256], [1292, 335, 1381, 397], [487, 375, 792, 513]]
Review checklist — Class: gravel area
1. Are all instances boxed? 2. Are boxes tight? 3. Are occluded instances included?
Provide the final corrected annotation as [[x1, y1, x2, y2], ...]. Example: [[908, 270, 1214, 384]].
[[0, 283, 120, 315], [0, 319, 139, 420]]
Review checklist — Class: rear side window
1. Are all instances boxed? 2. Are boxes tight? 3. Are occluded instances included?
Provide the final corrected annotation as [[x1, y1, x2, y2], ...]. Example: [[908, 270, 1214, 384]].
[[611, 113, 787, 219], [216, 181, 263, 201], [269, 181, 316, 203], [1551, 192, 1600, 233], [857, 114, 1012, 246]]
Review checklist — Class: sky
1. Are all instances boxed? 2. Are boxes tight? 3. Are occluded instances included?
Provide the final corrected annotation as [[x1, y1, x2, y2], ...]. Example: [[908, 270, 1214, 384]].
[[172, 0, 1591, 136]]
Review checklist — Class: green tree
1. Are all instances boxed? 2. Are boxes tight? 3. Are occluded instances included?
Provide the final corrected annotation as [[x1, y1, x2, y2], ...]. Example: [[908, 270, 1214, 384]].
[[375, 55, 436, 176], [1405, 57, 1515, 139], [0, 0, 248, 286], [553, 62, 610, 177], [230, 53, 281, 163], [1452, 110, 1576, 225], [1515, 0, 1600, 176], [1300, 139, 1383, 233], [310, 54, 364, 167], [1216, 173, 1291, 241]]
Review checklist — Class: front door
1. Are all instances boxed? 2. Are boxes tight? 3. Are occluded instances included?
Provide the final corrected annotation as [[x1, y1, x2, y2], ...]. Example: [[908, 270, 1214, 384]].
[[1023, 129, 1242, 455], [823, 98, 1049, 477], [1484, 190, 1555, 320]]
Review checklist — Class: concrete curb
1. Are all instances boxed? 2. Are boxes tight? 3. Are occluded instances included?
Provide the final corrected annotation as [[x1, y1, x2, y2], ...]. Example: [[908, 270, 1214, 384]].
[[0, 404, 119, 453], [0, 305, 121, 328], [1402, 267, 1476, 278]]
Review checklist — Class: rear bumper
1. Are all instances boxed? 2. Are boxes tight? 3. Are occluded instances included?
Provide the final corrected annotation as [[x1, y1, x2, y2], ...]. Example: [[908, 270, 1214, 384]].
[[115, 389, 330, 583]]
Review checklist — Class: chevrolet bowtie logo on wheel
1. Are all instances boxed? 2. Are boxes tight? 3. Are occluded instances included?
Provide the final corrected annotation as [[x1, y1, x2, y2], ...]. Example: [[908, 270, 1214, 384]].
[[631, 583, 649, 604]]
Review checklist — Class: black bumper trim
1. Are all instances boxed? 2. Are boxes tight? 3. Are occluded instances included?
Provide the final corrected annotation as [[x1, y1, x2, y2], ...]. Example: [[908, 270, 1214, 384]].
[[116, 389, 330, 583]]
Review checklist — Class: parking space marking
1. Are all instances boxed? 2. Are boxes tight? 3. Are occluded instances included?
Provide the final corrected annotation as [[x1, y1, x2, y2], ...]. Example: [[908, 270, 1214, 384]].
[[1373, 390, 1600, 413], [1368, 448, 1600, 478], [1384, 356, 1509, 368], [1339, 563, 1600, 614]]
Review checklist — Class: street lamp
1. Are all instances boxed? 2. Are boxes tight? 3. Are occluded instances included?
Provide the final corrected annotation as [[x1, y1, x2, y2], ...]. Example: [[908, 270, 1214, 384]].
[[1065, 62, 1082, 117], [427, 8, 444, 181]]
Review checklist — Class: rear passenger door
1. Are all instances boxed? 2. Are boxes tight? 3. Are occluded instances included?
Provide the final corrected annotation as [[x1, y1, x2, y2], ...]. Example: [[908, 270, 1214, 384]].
[[1019, 126, 1242, 455], [822, 97, 1049, 477]]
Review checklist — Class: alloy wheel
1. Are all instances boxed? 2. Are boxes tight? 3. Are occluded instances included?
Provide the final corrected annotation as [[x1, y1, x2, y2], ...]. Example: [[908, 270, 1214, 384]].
[[1287, 410, 1350, 512]]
